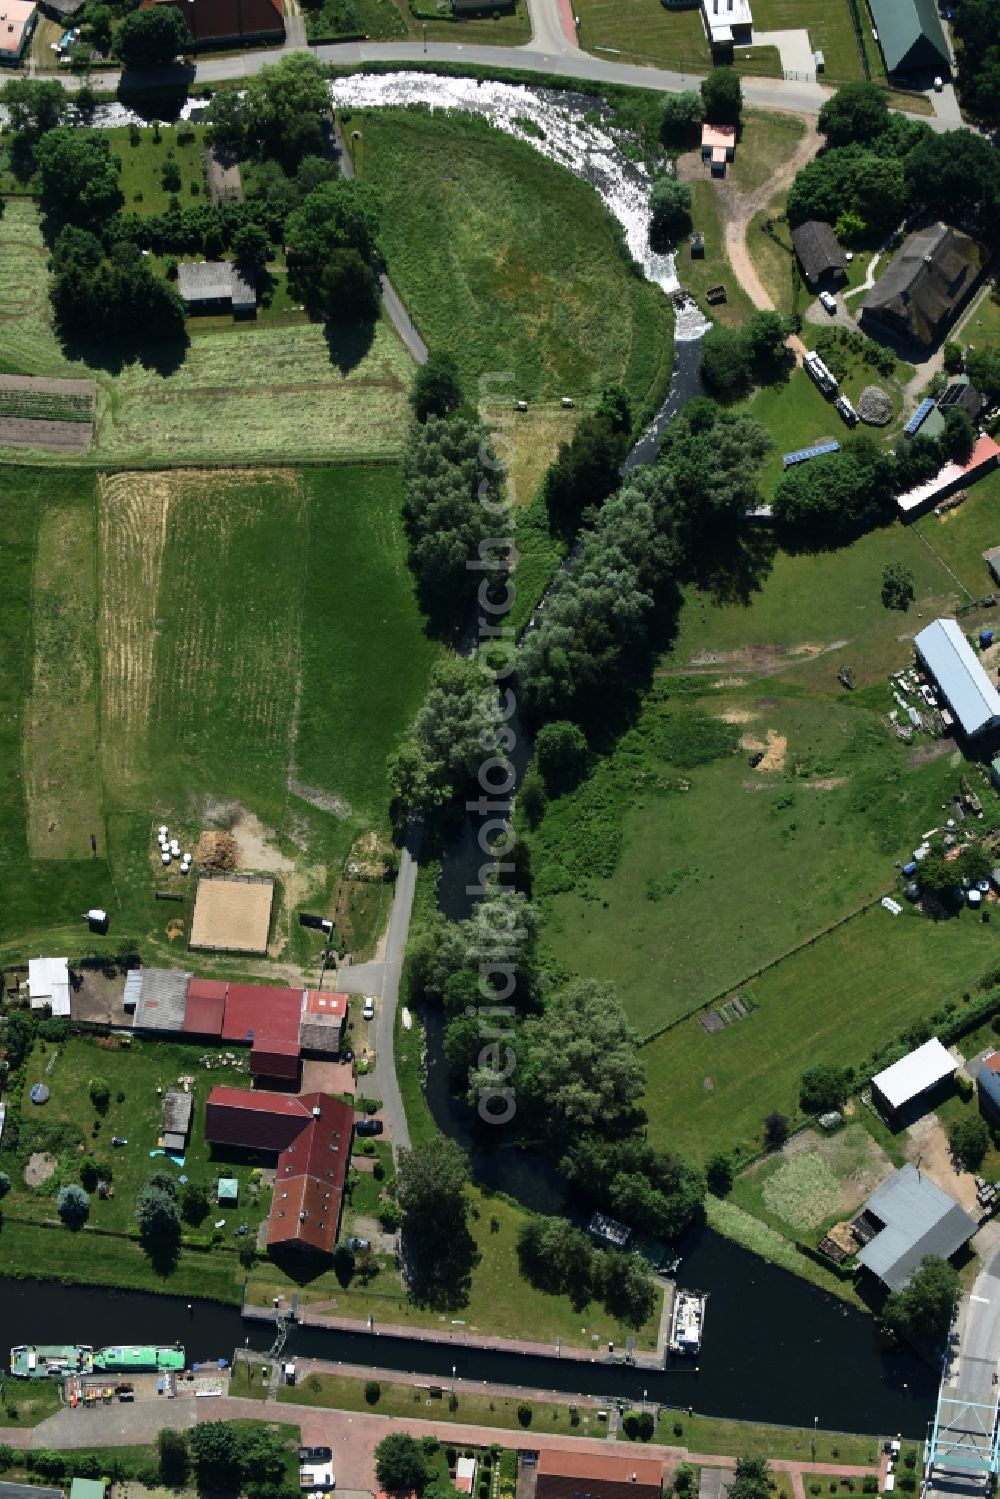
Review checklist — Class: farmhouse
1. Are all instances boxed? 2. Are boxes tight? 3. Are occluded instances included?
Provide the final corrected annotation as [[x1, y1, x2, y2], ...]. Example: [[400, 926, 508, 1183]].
[[701, 123, 736, 178], [871, 1036, 958, 1118], [913, 617, 1000, 736], [177, 261, 258, 319], [532, 1451, 664, 1499], [867, 0, 948, 76], [854, 1164, 976, 1291], [0, 0, 38, 64], [860, 224, 981, 351], [791, 221, 847, 288], [897, 434, 1000, 519], [27, 956, 70, 1017], [205, 1087, 354, 1254], [142, 0, 283, 48]]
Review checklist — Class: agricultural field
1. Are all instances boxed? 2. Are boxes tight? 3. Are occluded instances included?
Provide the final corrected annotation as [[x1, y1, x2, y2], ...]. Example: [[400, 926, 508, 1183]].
[[352, 110, 675, 412], [0, 464, 436, 967], [0, 201, 414, 466]]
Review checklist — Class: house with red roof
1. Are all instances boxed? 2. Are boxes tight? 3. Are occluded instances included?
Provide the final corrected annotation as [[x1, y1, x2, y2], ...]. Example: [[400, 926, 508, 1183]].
[[205, 1086, 353, 1255]]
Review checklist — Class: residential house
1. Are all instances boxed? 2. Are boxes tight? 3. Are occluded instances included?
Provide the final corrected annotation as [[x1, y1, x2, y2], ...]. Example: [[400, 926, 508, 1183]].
[[860, 223, 981, 350]]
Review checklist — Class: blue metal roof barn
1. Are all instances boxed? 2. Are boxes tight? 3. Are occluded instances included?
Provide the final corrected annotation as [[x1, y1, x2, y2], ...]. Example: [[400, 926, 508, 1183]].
[[914, 619, 1000, 738]]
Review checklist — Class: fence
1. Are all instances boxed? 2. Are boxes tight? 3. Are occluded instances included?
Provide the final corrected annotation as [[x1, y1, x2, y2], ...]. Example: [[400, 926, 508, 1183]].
[[845, 0, 872, 79]]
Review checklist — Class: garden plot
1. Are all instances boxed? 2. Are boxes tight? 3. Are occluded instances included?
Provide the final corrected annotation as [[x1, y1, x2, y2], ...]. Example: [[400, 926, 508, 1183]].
[[751, 1123, 893, 1233], [0, 374, 95, 451]]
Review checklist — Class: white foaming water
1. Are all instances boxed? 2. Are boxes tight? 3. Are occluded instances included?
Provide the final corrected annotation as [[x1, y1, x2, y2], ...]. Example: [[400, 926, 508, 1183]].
[[328, 71, 710, 338]]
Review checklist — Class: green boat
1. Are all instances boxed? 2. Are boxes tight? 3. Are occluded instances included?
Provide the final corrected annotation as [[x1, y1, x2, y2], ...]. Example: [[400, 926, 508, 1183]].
[[92, 1344, 185, 1372], [10, 1345, 94, 1378]]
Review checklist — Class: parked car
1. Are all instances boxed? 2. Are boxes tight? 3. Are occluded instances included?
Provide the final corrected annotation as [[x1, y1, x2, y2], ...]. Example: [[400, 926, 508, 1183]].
[[819, 290, 837, 314], [355, 1118, 384, 1137], [345, 1236, 370, 1251], [933, 75, 944, 91], [363, 995, 375, 1021]]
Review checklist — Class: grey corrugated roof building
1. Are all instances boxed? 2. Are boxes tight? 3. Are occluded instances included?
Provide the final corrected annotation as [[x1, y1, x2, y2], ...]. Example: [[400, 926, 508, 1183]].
[[177, 261, 257, 317], [0, 1486, 63, 1499], [860, 224, 981, 349], [133, 969, 192, 1033], [914, 618, 1000, 738], [161, 1088, 194, 1151], [868, 0, 949, 74], [856, 1164, 976, 1291]]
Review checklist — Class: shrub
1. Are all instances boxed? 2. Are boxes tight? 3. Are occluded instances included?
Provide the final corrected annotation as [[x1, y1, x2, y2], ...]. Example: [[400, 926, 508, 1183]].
[[517, 1402, 533, 1427], [0, 1446, 14, 1474], [862, 1481, 877, 1495], [88, 1076, 110, 1113], [622, 1412, 640, 1439], [365, 1381, 381, 1405], [57, 1183, 90, 1226]]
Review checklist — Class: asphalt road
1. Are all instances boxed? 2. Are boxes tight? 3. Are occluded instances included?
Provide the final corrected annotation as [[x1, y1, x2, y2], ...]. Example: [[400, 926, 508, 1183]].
[[332, 822, 422, 1157], [927, 1228, 1000, 1495]]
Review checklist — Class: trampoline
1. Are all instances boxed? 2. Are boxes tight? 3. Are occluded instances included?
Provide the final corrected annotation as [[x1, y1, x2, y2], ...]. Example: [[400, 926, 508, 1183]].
[[29, 1083, 50, 1105]]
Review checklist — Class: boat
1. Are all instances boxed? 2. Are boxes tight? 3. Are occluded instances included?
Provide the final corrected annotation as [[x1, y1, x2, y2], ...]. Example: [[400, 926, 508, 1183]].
[[92, 1344, 185, 1372], [10, 1345, 94, 1378], [669, 1289, 707, 1356]]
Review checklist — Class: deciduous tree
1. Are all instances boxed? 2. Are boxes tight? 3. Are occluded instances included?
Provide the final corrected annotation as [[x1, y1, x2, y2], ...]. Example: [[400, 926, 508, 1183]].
[[115, 6, 191, 68]]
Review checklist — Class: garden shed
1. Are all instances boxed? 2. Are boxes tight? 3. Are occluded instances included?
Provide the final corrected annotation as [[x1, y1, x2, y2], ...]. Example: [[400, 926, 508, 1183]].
[[871, 1036, 957, 1117]]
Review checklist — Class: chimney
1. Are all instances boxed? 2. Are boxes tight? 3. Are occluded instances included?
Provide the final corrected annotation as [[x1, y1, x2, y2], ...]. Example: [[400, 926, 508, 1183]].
[[300, 1211, 308, 1221], [312, 1105, 321, 1118]]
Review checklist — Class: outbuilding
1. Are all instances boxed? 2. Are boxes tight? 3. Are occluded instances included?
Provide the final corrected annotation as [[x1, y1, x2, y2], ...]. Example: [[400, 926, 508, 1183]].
[[871, 1036, 957, 1118], [913, 617, 1000, 737], [28, 956, 70, 1017], [855, 1164, 976, 1291], [791, 220, 847, 289], [867, 0, 949, 76]]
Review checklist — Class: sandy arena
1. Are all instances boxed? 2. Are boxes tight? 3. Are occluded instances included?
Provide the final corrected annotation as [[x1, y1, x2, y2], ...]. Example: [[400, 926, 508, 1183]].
[[189, 875, 274, 953]]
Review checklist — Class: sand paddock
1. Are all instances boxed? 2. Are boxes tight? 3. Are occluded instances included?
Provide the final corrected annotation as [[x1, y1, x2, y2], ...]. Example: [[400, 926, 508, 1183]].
[[189, 875, 274, 953]]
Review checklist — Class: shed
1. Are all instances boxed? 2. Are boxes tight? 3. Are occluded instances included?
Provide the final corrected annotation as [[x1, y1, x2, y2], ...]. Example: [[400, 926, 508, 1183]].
[[913, 616, 1000, 736], [28, 956, 70, 1017], [70, 1481, 107, 1499], [161, 1089, 193, 1152], [217, 1177, 239, 1203], [176, 261, 257, 319], [701, 123, 736, 163], [938, 376, 983, 423], [855, 1164, 976, 1290], [454, 1459, 477, 1496], [867, 0, 948, 75], [897, 434, 1000, 519], [871, 1036, 957, 1115], [791, 220, 848, 288], [990, 760, 1000, 792]]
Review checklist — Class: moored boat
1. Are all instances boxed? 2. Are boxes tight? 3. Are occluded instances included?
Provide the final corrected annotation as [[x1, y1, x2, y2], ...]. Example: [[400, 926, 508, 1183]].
[[10, 1345, 94, 1378], [92, 1344, 185, 1372], [668, 1288, 707, 1356]]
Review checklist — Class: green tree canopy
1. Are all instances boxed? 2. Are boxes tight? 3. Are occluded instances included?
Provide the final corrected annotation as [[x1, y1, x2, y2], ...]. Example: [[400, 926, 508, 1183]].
[[115, 5, 191, 68], [388, 656, 503, 812], [882, 1255, 959, 1349], [799, 1063, 849, 1114], [136, 1179, 181, 1240], [949, 1114, 990, 1171], [410, 350, 464, 423], [188, 1423, 244, 1489], [374, 1433, 429, 1494], [881, 562, 914, 611], [660, 89, 704, 144], [649, 174, 692, 245], [396, 1138, 471, 1246], [818, 81, 890, 146], [534, 720, 588, 794], [57, 1183, 90, 1226], [728, 1456, 775, 1499], [284, 180, 380, 321], [903, 129, 1000, 229], [701, 67, 742, 125], [157, 1429, 189, 1487], [35, 128, 123, 232]]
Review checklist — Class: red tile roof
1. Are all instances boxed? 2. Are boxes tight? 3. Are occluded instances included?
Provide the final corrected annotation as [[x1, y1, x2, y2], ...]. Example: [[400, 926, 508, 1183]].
[[183, 978, 228, 1036], [223, 982, 302, 1047], [536, 1451, 663, 1492], [267, 1093, 354, 1255], [984, 1053, 1000, 1075], [205, 1086, 310, 1152], [303, 990, 348, 1020]]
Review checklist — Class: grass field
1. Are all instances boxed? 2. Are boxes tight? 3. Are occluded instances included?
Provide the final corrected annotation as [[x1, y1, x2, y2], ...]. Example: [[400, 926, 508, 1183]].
[[643, 907, 1000, 1159], [0, 201, 414, 466], [353, 110, 675, 411], [575, 0, 780, 75], [0, 464, 435, 967], [751, 0, 879, 82], [246, 1186, 664, 1351], [914, 469, 1000, 599], [277, 1369, 606, 1437], [109, 124, 208, 215], [653, 1412, 904, 1461]]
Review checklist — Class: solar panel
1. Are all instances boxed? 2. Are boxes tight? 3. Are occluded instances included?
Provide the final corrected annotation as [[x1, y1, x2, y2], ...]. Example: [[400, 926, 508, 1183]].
[[782, 441, 841, 468], [904, 398, 936, 435]]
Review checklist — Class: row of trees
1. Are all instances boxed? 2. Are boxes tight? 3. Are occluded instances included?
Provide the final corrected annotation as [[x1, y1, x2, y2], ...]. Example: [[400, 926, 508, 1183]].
[[388, 655, 503, 812], [543, 384, 632, 537], [517, 1214, 658, 1326], [950, 0, 1000, 127]]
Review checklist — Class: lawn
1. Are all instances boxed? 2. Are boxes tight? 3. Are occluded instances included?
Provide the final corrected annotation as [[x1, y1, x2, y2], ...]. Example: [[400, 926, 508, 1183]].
[[109, 123, 208, 216], [683, 181, 757, 329], [914, 469, 1000, 599], [352, 109, 674, 411], [751, 0, 875, 82], [654, 1412, 905, 1461], [729, 1122, 893, 1240], [575, 0, 779, 75], [307, 0, 531, 44], [277, 1369, 606, 1437], [642, 906, 1000, 1160], [245, 1186, 664, 1352], [0, 464, 436, 970], [0, 201, 414, 467]]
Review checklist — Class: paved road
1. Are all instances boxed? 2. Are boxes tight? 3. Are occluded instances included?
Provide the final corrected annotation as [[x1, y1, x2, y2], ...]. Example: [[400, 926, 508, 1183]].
[[926, 1227, 1000, 1497], [333, 821, 421, 1156]]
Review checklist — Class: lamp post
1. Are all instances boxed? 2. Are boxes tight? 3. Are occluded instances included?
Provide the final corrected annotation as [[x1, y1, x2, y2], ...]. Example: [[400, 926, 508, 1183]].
[[812, 1415, 818, 1462], [422, 20, 427, 52]]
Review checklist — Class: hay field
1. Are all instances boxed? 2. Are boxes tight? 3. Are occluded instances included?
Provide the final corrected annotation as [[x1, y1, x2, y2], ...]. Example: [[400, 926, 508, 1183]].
[[24, 504, 103, 860], [0, 202, 414, 466]]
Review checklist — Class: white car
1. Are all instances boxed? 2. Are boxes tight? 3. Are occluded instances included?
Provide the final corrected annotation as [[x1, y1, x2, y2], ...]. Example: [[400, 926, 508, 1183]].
[[933, 75, 944, 91], [363, 995, 376, 1021], [819, 290, 837, 314]]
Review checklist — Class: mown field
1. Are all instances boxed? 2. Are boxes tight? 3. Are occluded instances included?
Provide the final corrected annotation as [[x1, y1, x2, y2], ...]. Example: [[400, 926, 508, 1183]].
[[0, 464, 436, 965], [534, 522, 963, 1038], [574, 0, 781, 75], [0, 201, 414, 466], [353, 109, 675, 413], [914, 468, 1000, 598]]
